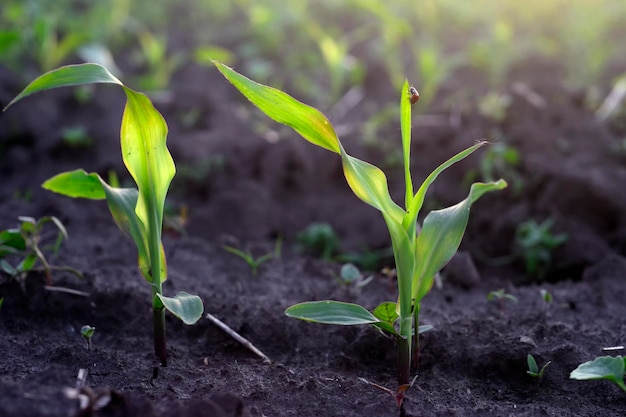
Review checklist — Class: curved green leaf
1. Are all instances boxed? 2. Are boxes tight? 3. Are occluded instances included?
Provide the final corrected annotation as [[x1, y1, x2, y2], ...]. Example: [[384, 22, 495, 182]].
[[157, 292, 204, 325], [120, 87, 173, 236], [285, 300, 380, 325], [214, 61, 340, 154], [413, 180, 507, 301], [570, 356, 626, 391], [3, 63, 122, 111], [341, 151, 404, 222], [404, 141, 489, 230], [42, 169, 106, 199], [373, 301, 399, 324]]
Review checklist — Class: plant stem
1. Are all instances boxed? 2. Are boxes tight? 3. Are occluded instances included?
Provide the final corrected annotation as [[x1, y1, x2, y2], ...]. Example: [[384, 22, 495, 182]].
[[153, 295, 167, 366], [147, 188, 166, 366], [397, 336, 411, 387], [411, 304, 420, 371]]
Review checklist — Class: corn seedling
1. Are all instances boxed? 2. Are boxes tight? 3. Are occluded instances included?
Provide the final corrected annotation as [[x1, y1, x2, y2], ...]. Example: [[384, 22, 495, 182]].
[[213, 61, 506, 404], [81, 325, 95, 350], [527, 354, 551, 386], [4, 64, 204, 366], [570, 355, 626, 393], [515, 218, 568, 281], [0, 216, 82, 288]]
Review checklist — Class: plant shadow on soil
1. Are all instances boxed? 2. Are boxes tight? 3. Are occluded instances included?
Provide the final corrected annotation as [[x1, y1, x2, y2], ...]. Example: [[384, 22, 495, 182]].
[[1, 60, 626, 416]]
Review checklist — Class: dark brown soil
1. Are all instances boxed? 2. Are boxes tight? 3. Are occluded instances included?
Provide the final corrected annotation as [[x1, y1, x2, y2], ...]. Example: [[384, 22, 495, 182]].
[[1, 58, 625, 417]]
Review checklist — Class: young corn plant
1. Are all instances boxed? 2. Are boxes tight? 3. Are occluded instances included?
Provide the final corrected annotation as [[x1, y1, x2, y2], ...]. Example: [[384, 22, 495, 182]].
[[213, 61, 506, 404], [4, 64, 203, 366]]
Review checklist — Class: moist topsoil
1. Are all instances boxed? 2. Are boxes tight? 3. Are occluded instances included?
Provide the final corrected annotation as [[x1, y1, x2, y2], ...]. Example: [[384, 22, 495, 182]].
[[0, 60, 625, 417]]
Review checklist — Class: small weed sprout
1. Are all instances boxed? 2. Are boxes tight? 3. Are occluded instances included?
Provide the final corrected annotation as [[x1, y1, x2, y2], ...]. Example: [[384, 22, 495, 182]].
[[81, 325, 95, 350], [0, 216, 82, 288], [223, 245, 274, 277], [515, 218, 567, 280], [540, 288, 553, 303], [334, 263, 374, 292], [296, 223, 340, 261], [527, 354, 551, 385], [487, 288, 518, 313], [570, 355, 626, 392], [5, 64, 203, 366], [214, 61, 506, 405]]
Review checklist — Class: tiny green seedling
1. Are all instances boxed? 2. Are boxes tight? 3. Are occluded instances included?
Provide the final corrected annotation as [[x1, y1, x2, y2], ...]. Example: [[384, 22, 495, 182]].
[[570, 355, 626, 392], [487, 288, 518, 313], [334, 263, 374, 292], [0, 297, 4, 310], [487, 288, 518, 303], [296, 222, 341, 261], [540, 288, 553, 303], [527, 354, 551, 385], [81, 325, 95, 350], [214, 61, 506, 405], [4, 64, 204, 366], [223, 245, 274, 277], [515, 218, 567, 280], [0, 216, 82, 288], [61, 125, 93, 148]]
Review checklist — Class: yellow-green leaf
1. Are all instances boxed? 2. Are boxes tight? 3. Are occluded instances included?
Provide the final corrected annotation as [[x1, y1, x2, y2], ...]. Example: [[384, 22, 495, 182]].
[[213, 61, 340, 154]]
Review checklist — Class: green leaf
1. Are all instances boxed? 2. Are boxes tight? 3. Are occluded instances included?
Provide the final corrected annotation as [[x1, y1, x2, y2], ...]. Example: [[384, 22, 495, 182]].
[[156, 292, 204, 325], [18, 253, 38, 273], [340, 152, 405, 222], [3, 63, 122, 111], [213, 61, 340, 154], [405, 141, 489, 229], [120, 87, 174, 241], [400, 79, 413, 208], [527, 354, 539, 374], [413, 180, 507, 301], [1, 259, 17, 276], [285, 300, 380, 325], [98, 182, 154, 282], [570, 356, 626, 392], [0, 230, 26, 256], [373, 301, 399, 324], [42, 169, 106, 199]]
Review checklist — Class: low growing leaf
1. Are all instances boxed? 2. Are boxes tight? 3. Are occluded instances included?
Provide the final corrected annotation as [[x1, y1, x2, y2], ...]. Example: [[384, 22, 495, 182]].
[[570, 355, 626, 392], [285, 300, 380, 325], [157, 292, 204, 325]]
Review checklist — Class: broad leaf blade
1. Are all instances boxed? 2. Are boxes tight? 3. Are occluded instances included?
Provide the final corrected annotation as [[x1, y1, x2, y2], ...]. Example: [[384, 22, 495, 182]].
[[42, 169, 106, 199], [120, 87, 174, 239], [4, 63, 122, 110], [285, 300, 380, 325], [214, 61, 340, 154], [413, 180, 507, 301], [157, 292, 204, 325], [570, 356, 626, 391]]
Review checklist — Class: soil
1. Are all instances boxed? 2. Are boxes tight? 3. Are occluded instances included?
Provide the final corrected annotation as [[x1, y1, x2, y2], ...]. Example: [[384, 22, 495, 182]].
[[1, 55, 625, 417]]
